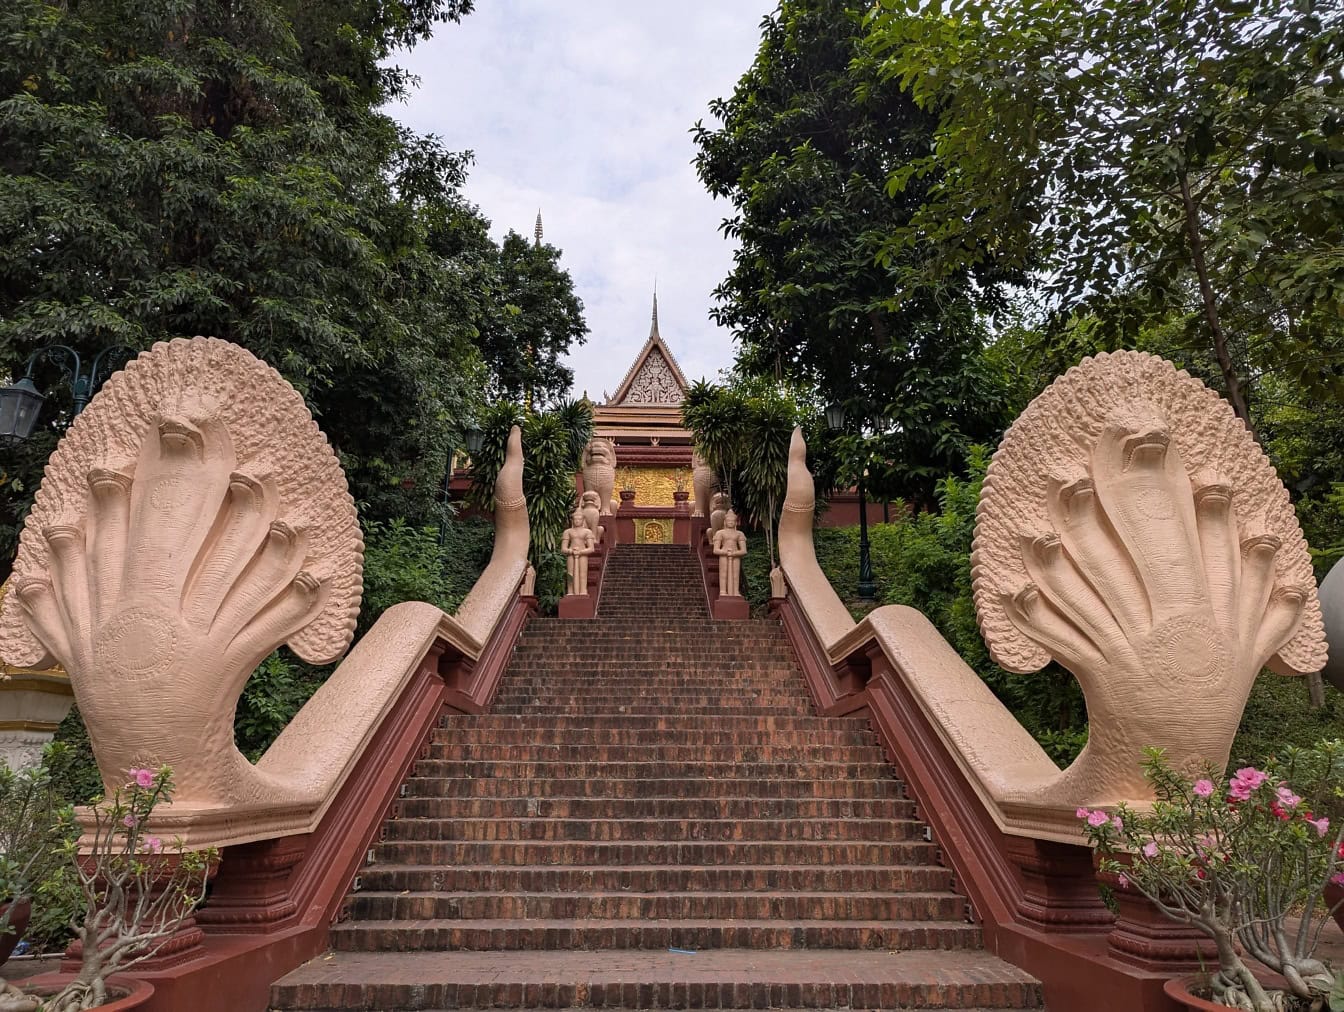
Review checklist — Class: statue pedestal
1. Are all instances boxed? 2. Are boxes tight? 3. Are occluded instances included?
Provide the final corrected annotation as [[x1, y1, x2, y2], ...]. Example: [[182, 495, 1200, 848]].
[[0, 669, 76, 771]]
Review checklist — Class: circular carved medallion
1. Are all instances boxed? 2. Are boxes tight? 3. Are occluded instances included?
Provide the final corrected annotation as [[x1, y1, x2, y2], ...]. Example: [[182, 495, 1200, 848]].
[[96, 607, 178, 679]]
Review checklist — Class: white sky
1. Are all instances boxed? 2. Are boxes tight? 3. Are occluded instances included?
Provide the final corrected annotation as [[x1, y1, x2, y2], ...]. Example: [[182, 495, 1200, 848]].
[[387, 1, 776, 400]]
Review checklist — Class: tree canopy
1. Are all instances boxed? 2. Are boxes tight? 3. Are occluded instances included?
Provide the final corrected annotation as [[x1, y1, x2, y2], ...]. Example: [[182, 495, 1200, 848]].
[[691, 0, 1015, 504], [0, 0, 588, 569], [867, 0, 1344, 429]]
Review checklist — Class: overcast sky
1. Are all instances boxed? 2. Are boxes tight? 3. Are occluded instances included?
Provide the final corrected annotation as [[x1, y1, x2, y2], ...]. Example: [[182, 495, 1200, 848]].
[[388, 1, 776, 401]]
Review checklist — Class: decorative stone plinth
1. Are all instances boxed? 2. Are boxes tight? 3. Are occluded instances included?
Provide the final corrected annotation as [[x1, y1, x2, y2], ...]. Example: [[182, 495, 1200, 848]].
[[1003, 836, 1113, 933], [1105, 874, 1219, 971], [0, 667, 76, 771]]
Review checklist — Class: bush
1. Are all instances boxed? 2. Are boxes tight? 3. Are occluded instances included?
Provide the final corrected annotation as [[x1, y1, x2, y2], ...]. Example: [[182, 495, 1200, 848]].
[[0, 758, 81, 953]]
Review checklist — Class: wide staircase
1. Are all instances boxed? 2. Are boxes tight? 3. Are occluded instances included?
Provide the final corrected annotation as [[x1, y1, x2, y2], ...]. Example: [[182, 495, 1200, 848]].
[[270, 543, 1042, 1010]]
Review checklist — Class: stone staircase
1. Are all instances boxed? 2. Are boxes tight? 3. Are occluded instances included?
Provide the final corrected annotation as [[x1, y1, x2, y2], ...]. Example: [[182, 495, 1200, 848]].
[[269, 543, 1042, 1010]]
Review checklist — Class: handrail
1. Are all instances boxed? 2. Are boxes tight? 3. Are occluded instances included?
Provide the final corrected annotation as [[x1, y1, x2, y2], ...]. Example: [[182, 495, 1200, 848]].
[[773, 426, 1212, 1011]]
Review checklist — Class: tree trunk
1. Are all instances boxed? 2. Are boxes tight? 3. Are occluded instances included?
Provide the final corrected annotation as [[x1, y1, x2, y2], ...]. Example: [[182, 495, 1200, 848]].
[[1177, 170, 1254, 433]]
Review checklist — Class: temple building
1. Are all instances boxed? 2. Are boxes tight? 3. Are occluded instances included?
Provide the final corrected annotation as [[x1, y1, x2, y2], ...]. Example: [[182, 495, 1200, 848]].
[[583, 294, 697, 544]]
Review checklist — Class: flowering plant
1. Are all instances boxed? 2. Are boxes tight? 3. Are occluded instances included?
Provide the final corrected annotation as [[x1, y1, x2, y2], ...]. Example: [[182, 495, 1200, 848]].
[[1, 766, 218, 1012], [1079, 744, 1344, 1012]]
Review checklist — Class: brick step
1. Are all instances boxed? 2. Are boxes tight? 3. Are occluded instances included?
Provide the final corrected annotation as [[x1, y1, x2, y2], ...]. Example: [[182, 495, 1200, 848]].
[[490, 692, 805, 705], [389, 778, 903, 800], [419, 743, 881, 763], [497, 672, 796, 684], [489, 704, 813, 716], [323, 920, 985, 957], [431, 727, 878, 746], [270, 949, 1042, 1011], [372, 839, 940, 866], [404, 760, 897, 780], [356, 863, 953, 894], [387, 795, 909, 820], [438, 715, 870, 731], [346, 890, 966, 921], [382, 816, 919, 842]]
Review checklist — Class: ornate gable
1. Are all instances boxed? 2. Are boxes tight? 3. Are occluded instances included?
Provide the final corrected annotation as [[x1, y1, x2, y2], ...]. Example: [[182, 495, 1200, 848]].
[[608, 293, 691, 406]]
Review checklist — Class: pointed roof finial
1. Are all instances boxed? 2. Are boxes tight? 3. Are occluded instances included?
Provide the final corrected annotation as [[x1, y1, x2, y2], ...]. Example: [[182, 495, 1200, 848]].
[[534, 210, 543, 247], [650, 283, 660, 339]]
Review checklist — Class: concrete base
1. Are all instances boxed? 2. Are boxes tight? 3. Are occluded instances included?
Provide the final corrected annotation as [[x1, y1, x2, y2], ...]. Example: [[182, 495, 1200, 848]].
[[557, 594, 599, 619], [711, 595, 750, 620]]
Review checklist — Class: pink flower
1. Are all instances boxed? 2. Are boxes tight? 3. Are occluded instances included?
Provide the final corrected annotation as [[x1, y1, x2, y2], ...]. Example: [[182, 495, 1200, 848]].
[[1143, 842, 1159, 858], [1307, 816, 1330, 837], [1276, 785, 1302, 809], [122, 814, 138, 828], [1075, 807, 1090, 820], [1193, 779, 1214, 798], [128, 768, 154, 789], [143, 836, 162, 854], [1111, 815, 1124, 832], [1234, 767, 1268, 790], [1087, 810, 1110, 828], [1117, 873, 1129, 889], [1228, 779, 1253, 802]]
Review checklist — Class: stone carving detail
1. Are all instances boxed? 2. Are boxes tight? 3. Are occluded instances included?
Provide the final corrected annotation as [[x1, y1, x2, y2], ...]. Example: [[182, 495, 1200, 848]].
[[521, 563, 537, 598], [769, 566, 787, 600], [691, 451, 716, 519], [580, 491, 606, 544], [708, 493, 728, 539], [0, 338, 364, 805], [562, 510, 597, 596], [713, 511, 748, 598], [972, 351, 1326, 794], [620, 349, 682, 404], [582, 437, 618, 516]]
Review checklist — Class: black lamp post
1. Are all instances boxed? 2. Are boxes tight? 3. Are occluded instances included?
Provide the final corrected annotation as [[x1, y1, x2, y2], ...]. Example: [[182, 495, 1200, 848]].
[[439, 422, 485, 547], [0, 344, 133, 441], [825, 401, 875, 601]]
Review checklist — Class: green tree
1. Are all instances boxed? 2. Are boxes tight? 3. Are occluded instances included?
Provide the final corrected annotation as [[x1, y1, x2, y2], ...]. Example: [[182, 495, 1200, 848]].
[[477, 230, 588, 409], [691, 0, 1015, 504], [0, 0, 492, 541], [869, 0, 1344, 430]]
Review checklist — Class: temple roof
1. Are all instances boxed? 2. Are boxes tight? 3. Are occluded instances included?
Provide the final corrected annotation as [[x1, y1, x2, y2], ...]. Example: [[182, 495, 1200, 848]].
[[606, 293, 691, 406]]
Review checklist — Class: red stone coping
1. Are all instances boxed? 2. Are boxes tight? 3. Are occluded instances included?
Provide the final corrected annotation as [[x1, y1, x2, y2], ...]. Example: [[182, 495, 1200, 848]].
[[774, 596, 1212, 1012]]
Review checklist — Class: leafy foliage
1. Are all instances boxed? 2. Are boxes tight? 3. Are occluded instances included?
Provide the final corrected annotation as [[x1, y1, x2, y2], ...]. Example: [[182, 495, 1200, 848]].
[[869, 0, 1344, 430], [467, 399, 593, 611], [0, 759, 78, 952], [476, 231, 588, 408], [692, 0, 1016, 504]]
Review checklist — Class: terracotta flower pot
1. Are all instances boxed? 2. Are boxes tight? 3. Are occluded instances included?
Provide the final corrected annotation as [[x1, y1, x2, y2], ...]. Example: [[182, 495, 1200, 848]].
[[20, 974, 154, 1011], [1162, 974, 1253, 1011], [0, 897, 32, 965]]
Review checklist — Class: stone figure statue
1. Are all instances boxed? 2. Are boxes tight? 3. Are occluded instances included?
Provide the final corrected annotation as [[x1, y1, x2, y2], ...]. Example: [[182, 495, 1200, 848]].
[[521, 563, 537, 597], [691, 451, 716, 519], [708, 493, 728, 541], [769, 566, 787, 600], [580, 490, 605, 544], [561, 509, 597, 596], [712, 511, 748, 598], [581, 437, 618, 516], [1320, 557, 1344, 692]]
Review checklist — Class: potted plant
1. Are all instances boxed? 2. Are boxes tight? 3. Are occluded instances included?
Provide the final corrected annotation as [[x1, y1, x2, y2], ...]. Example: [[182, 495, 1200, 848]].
[[2, 766, 216, 1012], [1, 761, 76, 968], [673, 470, 691, 504], [1079, 743, 1344, 1011], [618, 469, 636, 504]]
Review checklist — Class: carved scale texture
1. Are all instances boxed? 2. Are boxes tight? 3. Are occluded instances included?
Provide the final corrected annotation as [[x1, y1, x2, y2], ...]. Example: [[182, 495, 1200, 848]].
[[0, 337, 363, 667], [971, 351, 1325, 675]]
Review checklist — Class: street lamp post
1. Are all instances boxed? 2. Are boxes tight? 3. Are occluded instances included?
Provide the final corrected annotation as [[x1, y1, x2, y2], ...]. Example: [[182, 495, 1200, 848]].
[[825, 401, 875, 602], [439, 422, 484, 548], [0, 344, 134, 441]]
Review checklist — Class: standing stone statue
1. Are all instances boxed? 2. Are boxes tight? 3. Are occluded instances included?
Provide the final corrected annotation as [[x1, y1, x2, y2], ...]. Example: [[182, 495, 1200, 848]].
[[582, 437, 618, 516], [708, 492, 728, 541], [521, 563, 537, 598], [769, 566, 787, 600], [713, 511, 748, 598], [561, 509, 597, 596], [580, 490, 605, 544], [691, 451, 716, 519]]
